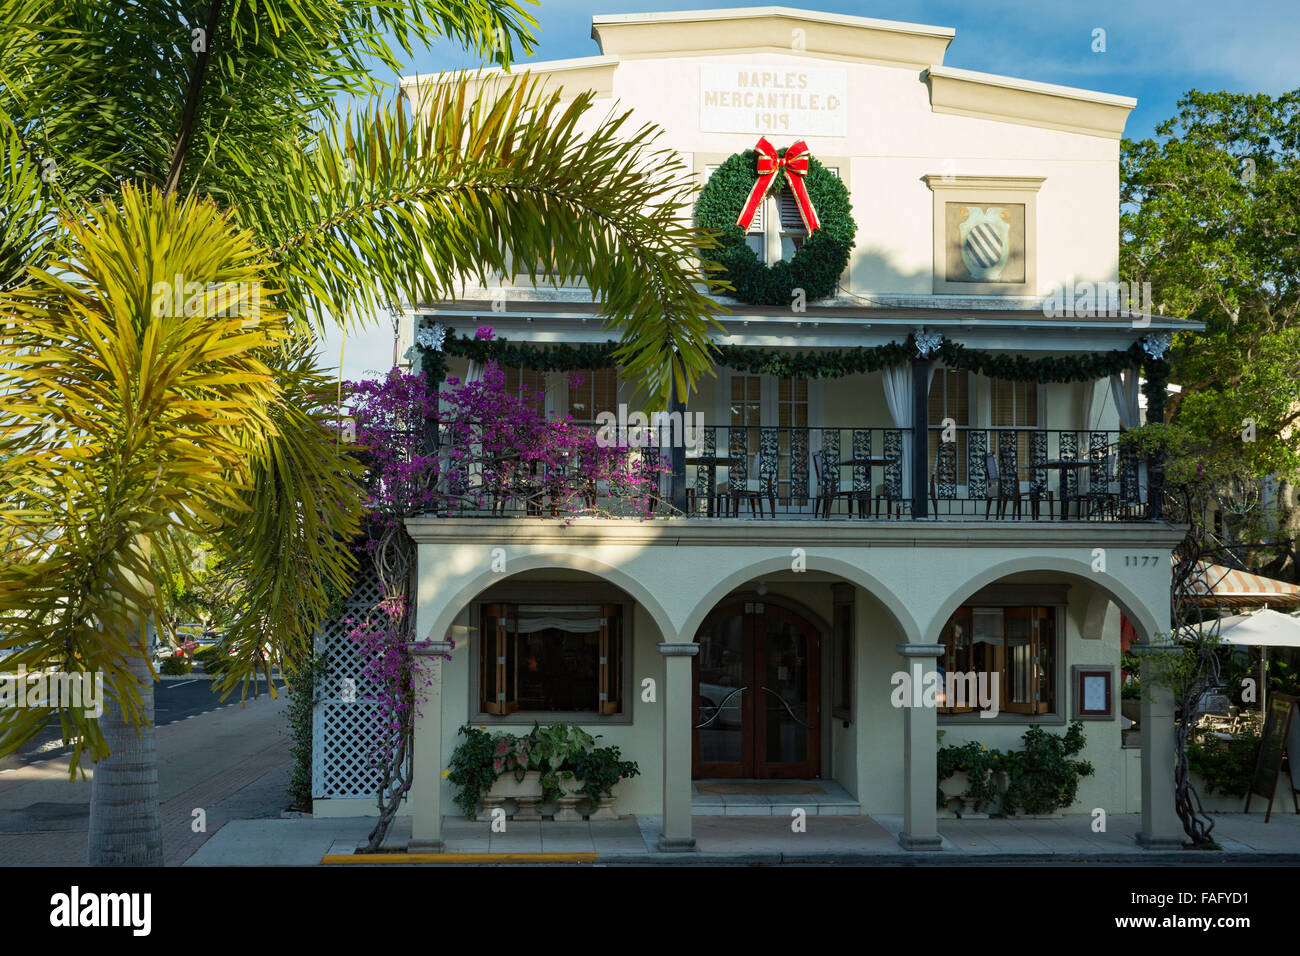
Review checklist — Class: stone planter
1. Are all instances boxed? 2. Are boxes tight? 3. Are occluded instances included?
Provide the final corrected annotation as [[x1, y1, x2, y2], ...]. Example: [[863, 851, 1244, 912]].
[[958, 795, 990, 819], [482, 770, 544, 820], [586, 781, 624, 821], [552, 776, 587, 822], [589, 793, 619, 821]]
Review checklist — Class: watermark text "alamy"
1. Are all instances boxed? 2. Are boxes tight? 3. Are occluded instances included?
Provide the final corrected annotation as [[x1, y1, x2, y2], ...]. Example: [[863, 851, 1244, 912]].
[[0, 666, 103, 718]]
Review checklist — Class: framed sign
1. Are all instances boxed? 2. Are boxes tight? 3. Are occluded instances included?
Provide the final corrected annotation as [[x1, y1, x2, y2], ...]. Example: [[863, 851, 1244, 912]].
[[1071, 666, 1114, 720], [1246, 693, 1299, 822], [923, 175, 1043, 295]]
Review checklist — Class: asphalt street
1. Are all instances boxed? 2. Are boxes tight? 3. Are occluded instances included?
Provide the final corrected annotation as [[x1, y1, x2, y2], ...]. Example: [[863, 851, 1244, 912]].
[[0, 677, 271, 772]]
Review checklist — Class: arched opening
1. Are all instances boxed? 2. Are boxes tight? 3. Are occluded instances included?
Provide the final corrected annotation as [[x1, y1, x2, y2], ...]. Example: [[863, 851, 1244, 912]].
[[683, 563, 914, 797]]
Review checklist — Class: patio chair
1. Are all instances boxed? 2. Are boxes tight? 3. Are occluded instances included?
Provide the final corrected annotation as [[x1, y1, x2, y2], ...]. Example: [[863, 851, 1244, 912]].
[[875, 432, 905, 518], [1078, 435, 1118, 520], [812, 447, 858, 518], [930, 441, 958, 517], [987, 439, 1023, 519], [726, 446, 778, 518]]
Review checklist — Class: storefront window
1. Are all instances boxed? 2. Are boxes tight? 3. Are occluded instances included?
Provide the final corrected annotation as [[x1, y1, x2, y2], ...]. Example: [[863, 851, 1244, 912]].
[[480, 604, 623, 715], [938, 605, 1055, 715]]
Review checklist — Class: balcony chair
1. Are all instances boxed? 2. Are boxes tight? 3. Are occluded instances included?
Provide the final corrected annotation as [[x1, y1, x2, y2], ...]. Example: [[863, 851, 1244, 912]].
[[1077, 437, 1119, 520], [724, 447, 778, 518], [812, 447, 859, 518], [929, 441, 958, 518]]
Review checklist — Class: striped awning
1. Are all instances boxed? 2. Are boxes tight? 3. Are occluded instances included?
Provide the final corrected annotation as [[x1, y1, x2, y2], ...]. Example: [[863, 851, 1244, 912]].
[[1189, 562, 1300, 608]]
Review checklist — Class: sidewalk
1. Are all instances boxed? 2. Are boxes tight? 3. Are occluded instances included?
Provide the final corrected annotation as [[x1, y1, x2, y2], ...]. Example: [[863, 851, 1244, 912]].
[[0, 692, 291, 866], [183, 810, 1300, 865]]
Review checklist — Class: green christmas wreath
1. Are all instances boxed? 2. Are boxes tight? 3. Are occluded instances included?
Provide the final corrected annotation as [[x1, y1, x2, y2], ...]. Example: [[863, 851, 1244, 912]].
[[695, 147, 856, 306]]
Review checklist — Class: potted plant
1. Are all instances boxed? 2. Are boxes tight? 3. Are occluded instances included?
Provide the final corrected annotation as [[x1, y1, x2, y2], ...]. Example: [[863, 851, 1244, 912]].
[[572, 744, 639, 820], [532, 722, 596, 821], [937, 739, 999, 816], [999, 722, 1094, 817], [485, 728, 545, 820], [446, 725, 498, 819], [446, 725, 546, 820]]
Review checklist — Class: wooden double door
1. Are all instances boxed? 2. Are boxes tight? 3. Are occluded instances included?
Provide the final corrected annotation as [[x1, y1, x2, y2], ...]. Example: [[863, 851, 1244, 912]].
[[692, 602, 821, 778]]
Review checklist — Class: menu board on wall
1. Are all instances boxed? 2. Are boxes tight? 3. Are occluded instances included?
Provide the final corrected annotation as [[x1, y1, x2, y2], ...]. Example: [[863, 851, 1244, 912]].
[[699, 64, 847, 137]]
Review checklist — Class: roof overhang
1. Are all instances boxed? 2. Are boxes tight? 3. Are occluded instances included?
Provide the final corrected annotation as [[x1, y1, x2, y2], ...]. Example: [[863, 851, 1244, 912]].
[[415, 297, 1199, 352], [926, 65, 1137, 140], [591, 6, 954, 68]]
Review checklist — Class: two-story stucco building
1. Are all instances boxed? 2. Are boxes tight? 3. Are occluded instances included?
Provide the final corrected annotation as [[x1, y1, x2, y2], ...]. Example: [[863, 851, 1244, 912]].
[[312, 7, 1199, 852]]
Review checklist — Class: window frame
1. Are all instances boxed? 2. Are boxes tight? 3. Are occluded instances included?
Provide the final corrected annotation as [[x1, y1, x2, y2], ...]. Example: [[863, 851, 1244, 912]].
[[471, 600, 635, 725], [937, 602, 1066, 724]]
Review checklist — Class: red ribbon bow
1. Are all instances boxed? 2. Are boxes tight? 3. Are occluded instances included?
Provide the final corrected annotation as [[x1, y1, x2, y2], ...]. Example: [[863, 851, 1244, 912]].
[[735, 137, 821, 234]]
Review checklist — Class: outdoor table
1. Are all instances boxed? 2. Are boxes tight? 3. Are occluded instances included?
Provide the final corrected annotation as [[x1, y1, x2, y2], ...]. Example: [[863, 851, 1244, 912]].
[[838, 456, 894, 518], [1020, 460, 1093, 519], [686, 455, 740, 517]]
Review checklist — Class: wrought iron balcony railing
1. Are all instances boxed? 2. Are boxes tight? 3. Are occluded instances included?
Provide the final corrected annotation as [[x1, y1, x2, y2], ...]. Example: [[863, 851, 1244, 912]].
[[418, 422, 1152, 521]]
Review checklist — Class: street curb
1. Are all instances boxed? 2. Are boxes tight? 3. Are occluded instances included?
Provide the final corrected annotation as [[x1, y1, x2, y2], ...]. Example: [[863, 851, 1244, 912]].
[[323, 852, 600, 865], [313, 849, 1300, 865]]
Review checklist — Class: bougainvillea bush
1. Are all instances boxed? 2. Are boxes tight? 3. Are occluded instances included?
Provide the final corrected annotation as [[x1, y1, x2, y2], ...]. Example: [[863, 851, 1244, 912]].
[[342, 357, 664, 522]]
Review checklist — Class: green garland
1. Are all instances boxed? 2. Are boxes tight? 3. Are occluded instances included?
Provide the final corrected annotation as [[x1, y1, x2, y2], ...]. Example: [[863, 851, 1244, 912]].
[[425, 331, 1156, 385], [695, 148, 856, 306]]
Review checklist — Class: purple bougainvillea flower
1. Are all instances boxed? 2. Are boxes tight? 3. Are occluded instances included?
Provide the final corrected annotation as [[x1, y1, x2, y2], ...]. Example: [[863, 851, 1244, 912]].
[[475, 326, 495, 341]]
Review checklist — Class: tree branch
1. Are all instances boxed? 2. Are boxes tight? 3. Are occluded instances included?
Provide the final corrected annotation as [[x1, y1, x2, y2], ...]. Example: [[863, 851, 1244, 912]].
[[163, 0, 224, 196]]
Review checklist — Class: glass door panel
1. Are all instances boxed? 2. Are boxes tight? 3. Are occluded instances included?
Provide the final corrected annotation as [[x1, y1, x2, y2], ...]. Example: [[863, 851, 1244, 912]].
[[755, 606, 819, 778], [693, 607, 751, 776]]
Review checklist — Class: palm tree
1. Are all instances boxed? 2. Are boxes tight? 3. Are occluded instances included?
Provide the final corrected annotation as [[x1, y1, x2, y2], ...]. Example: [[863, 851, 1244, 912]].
[[0, 0, 723, 864]]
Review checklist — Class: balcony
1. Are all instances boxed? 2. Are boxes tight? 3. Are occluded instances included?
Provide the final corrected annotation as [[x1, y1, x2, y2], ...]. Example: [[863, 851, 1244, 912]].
[[423, 422, 1155, 522]]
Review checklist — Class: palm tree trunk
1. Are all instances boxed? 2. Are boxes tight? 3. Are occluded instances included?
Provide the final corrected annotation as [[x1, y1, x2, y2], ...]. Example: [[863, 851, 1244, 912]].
[[88, 642, 163, 866]]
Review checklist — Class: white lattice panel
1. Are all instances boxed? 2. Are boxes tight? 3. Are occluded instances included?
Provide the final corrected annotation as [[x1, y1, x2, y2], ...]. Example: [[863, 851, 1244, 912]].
[[312, 569, 387, 800]]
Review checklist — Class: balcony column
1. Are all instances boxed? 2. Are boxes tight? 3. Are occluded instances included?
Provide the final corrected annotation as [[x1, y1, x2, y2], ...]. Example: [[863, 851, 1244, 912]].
[[911, 358, 931, 518], [658, 640, 699, 851], [896, 642, 945, 850], [669, 375, 687, 513], [409, 640, 452, 852], [1134, 644, 1183, 848]]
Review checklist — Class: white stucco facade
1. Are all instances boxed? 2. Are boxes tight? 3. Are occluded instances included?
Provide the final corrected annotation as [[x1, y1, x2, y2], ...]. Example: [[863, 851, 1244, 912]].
[[311, 7, 1203, 851]]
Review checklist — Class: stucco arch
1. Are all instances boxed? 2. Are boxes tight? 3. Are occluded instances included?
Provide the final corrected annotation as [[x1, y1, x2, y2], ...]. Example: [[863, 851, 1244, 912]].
[[678, 554, 923, 645], [923, 555, 1162, 644], [424, 551, 678, 646]]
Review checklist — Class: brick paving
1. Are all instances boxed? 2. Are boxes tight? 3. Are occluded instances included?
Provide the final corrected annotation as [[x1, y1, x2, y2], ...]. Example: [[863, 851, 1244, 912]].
[[0, 693, 291, 866]]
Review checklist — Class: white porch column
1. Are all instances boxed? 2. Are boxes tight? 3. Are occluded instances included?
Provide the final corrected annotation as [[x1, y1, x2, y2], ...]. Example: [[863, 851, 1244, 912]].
[[1134, 645, 1183, 848], [409, 641, 452, 852], [897, 642, 944, 851], [657, 641, 699, 852]]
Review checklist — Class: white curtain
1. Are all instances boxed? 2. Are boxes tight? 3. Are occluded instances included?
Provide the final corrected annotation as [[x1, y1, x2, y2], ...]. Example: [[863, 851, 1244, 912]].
[[1079, 379, 1096, 433], [517, 606, 601, 634], [1109, 369, 1140, 429], [1109, 368, 1146, 501], [882, 364, 937, 500]]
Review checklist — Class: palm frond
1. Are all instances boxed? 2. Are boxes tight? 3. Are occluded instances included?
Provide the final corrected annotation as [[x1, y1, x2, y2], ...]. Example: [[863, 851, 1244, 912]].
[[255, 74, 727, 403], [0, 183, 285, 768], [207, 337, 365, 700]]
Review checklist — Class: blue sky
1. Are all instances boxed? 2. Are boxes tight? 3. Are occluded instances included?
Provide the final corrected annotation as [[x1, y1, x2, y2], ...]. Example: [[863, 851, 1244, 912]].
[[321, 0, 1300, 380]]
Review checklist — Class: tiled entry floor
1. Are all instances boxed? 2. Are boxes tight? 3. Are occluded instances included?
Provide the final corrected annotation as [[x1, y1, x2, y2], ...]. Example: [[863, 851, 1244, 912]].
[[691, 779, 859, 816]]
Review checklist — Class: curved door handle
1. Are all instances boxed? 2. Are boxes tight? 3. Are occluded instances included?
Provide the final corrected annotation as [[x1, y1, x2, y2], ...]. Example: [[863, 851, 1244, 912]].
[[760, 685, 812, 729], [695, 685, 746, 729]]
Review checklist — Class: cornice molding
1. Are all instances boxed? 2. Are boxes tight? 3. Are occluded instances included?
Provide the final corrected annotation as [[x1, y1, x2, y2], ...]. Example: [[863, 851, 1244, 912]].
[[405, 516, 1188, 550]]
